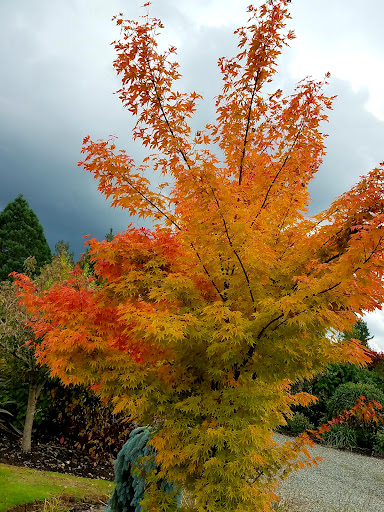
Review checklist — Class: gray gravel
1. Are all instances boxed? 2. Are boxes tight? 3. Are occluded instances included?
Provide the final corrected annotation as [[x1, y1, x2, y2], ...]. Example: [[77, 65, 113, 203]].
[[275, 434, 384, 512]]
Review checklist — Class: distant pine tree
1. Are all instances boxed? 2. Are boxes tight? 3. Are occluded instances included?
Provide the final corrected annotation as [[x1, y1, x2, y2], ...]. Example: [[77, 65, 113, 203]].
[[342, 319, 373, 348], [54, 240, 74, 265], [0, 195, 51, 281]]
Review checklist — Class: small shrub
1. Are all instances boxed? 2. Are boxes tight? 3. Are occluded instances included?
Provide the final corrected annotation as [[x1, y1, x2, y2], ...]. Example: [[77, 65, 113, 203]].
[[373, 425, 384, 455], [322, 424, 358, 449], [107, 427, 181, 512], [42, 496, 71, 512], [285, 412, 314, 434]]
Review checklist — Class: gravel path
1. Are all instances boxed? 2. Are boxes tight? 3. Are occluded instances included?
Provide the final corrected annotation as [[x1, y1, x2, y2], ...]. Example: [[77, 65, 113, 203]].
[[275, 434, 384, 512]]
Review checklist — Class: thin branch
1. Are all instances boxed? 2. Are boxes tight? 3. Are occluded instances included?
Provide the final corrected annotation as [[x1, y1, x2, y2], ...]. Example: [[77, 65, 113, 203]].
[[233, 312, 285, 379], [209, 184, 256, 311], [315, 281, 342, 296], [250, 117, 306, 228], [238, 44, 267, 186], [145, 57, 192, 170], [190, 241, 226, 302], [120, 174, 182, 231], [364, 235, 383, 264], [238, 74, 260, 185]]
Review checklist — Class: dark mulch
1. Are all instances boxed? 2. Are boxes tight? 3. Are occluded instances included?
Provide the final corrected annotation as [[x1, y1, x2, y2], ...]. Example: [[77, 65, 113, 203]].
[[0, 429, 115, 512], [0, 429, 115, 480], [6, 495, 109, 512]]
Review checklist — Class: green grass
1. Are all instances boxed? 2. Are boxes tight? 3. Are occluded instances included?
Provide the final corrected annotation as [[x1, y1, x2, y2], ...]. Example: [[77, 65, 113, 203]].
[[0, 463, 114, 512]]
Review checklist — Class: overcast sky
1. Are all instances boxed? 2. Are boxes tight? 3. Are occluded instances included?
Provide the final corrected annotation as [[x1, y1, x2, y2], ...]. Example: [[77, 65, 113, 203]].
[[1, 0, 384, 350]]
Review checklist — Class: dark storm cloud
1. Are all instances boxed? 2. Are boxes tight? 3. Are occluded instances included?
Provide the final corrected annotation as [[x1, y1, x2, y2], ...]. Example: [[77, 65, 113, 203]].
[[1, 0, 382, 243], [309, 79, 384, 215], [0, 0, 145, 257], [0, 0, 241, 257]]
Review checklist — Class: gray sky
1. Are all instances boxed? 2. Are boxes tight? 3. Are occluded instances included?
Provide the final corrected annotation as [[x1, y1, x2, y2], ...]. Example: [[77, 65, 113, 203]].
[[1, 0, 384, 350]]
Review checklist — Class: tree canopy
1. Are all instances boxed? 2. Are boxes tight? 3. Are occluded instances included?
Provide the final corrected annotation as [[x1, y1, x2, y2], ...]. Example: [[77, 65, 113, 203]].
[[13, 1, 384, 510]]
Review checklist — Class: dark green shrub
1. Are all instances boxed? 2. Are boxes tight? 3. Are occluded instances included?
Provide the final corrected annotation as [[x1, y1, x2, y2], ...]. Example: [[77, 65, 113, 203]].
[[313, 363, 375, 400], [285, 413, 314, 434], [288, 363, 378, 428], [0, 377, 17, 433], [107, 427, 181, 512], [326, 382, 384, 420], [322, 424, 358, 449], [373, 425, 384, 455]]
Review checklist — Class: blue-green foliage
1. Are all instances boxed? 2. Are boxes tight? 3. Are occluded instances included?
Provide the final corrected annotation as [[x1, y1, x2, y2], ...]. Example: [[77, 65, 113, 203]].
[[106, 426, 181, 512]]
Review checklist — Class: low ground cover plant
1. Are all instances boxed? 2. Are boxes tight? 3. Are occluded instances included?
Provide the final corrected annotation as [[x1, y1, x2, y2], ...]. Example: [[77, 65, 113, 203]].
[[321, 424, 358, 450]]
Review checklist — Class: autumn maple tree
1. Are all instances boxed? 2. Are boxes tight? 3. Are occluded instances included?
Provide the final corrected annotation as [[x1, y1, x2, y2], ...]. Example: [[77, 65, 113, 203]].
[[13, 1, 384, 510]]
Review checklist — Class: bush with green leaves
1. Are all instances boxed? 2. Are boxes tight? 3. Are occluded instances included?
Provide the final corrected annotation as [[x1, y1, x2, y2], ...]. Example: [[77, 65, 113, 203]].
[[284, 413, 314, 434], [313, 363, 376, 400], [287, 363, 381, 428], [326, 382, 384, 420], [372, 425, 384, 455]]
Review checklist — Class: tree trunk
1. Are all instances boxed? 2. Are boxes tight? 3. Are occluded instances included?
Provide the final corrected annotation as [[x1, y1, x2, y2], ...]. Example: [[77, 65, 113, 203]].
[[21, 382, 44, 452]]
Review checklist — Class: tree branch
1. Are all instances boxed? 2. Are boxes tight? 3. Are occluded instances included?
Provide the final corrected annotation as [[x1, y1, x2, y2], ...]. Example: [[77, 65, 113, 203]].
[[238, 75, 260, 186], [238, 44, 267, 186], [146, 57, 192, 170], [250, 117, 306, 227], [209, 184, 256, 311]]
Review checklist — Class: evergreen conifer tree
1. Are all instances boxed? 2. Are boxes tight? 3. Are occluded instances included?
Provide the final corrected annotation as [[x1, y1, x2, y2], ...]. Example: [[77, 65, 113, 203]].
[[0, 195, 51, 281], [107, 427, 181, 512], [342, 319, 373, 348]]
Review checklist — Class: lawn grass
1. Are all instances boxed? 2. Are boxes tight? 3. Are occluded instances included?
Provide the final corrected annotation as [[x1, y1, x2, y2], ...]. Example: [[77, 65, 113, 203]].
[[0, 463, 114, 512]]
